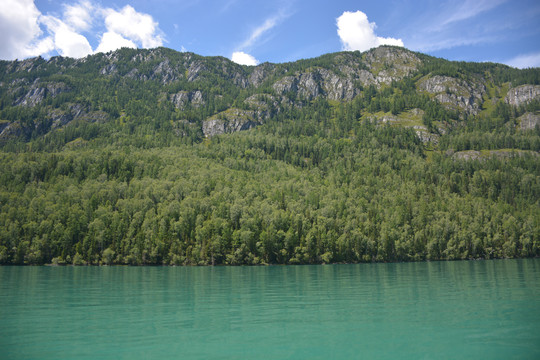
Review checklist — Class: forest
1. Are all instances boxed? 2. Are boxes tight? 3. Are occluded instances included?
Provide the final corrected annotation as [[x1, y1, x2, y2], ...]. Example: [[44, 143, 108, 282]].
[[0, 46, 538, 265]]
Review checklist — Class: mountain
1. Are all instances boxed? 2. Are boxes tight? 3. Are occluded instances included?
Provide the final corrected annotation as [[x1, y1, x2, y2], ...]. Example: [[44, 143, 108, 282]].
[[0, 46, 539, 265], [2, 46, 539, 142]]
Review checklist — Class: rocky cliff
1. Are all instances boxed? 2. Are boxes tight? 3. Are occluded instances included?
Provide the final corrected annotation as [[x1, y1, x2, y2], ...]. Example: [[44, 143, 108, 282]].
[[505, 85, 540, 107], [0, 45, 538, 143], [417, 75, 486, 115], [202, 109, 259, 137]]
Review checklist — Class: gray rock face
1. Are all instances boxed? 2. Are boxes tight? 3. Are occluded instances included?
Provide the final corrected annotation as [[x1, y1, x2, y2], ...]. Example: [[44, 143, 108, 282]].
[[186, 60, 206, 82], [49, 104, 108, 129], [505, 85, 540, 107], [98, 52, 121, 75], [0, 122, 28, 140], [202, 109, 259, 137], [126, 68, 139, 78], [418, 75, 486, 115], [244, 94, 279, 118], [518, 112, 540, 130], [170, 90, 205, 109], [270, 47, 423, 101], [272, 67, 358, 101], [453, 150, 482, 160], [49, 108, 75, 129], [453, 150, 539, 161], [15, 81, 69, 107], [202, 118, 257, 137], [371, 110, 438, 144], [244, 94, 274, 109], [153, 59, 178, 84], [415, 130, 439, 144], [100, 63, 117, 75], [4, 57, 43, 73], [248, 63, 276, 87], [364, 46, 421, 85], [0, 104, 109, 140], [273, 76, 298, 95], [318, 68, 357, 101], [244, 94, 283, 112], [16, 86, 46, 107]]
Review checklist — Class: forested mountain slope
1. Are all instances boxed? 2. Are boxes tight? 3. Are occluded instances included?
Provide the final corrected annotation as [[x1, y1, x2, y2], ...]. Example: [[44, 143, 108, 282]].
[[0, 46, 538, 265]]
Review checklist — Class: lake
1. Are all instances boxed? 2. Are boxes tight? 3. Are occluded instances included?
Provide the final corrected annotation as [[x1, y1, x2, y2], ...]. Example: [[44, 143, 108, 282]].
[[1, 259, 539, 359]]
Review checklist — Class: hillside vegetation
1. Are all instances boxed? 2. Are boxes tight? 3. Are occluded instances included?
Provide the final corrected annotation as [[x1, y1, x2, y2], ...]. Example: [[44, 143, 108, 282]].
[[0, 46, 538, 265]]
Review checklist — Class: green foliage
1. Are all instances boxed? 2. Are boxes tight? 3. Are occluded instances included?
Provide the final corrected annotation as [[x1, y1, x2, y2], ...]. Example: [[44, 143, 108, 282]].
[[0, 114, 538, 265], [0, 47, 539, 265]]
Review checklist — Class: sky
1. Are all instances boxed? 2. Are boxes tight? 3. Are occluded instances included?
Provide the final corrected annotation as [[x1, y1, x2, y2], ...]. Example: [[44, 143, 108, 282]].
[[1, 0, 539, 68]]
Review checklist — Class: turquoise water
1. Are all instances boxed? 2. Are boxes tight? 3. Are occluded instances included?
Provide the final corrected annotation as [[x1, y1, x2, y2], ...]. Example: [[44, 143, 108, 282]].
[[1, 260, 539, 359]]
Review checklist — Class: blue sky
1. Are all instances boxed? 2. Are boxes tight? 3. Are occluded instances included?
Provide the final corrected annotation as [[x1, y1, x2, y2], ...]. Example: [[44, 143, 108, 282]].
[[1, 0, 539, 68]]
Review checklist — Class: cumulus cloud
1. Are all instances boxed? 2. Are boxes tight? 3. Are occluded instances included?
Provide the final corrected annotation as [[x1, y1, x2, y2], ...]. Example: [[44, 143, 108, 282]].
[[505, 52, 540, 69], [336, 11, 403, 52], [102, 5, 163, 49], [0, 0, 51, 59], [231, 51, 259, 66], [0, 0, 164, 60], [95, 32, 137, 54], [41, 15, 93, 58]]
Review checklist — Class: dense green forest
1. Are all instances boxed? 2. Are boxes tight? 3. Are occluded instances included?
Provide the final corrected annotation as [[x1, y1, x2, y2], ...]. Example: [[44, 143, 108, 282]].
[[0, 46, 538, 265]]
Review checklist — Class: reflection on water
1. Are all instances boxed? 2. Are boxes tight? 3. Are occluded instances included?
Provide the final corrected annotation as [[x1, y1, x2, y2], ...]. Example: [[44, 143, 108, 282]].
[[1, 260, 539, 359]]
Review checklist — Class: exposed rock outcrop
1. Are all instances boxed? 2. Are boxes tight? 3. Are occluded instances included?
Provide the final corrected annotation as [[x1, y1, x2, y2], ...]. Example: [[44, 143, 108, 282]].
[[272, 67, 358, 101], [418, 75, 486, 115], [243, 94, 280, 118], [505, 85, 540, 107], [100, 63, 117, 75], [371, 109, 439, 144], [453, 149, 539, 161], [0, 121, 30, 140], [202, 109, 259, 137], [415, 130, 439, 144], [518, 112, 540, 130], [453, 150, 482, 160], [170, 90, 205, 109], [152, 59, 179, 84], [14, 81, 69, 107], [186, 60, 206, 82], [48, 104, 108, 129], [248, 63, 276, 87], [363, 46, 421, 84]]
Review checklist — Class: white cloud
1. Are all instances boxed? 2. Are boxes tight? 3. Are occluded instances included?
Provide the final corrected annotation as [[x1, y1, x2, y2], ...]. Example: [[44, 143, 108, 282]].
[[102, 5, 163, 49], [95, 32, 137, 54], [0, 0, 50, 59], [441, 0, 507, 27], [406, 0, 509, 53], [30, 37, 55, 58], [231, 51, 259, 66], [412, 35, 493, 53], [239, 15, 281, 50], [337, 11, 403, 52], [41, 15, 93, 58], [230, 9, 291, 66], [0, 1, 164, 60], [505, 52, 540, 69], [63, 0, 94, 31], [232, 9, 291, 62]]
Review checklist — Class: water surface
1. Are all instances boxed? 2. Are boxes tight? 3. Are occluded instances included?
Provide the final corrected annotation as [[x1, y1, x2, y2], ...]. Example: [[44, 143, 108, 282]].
[[1, 260, 539, 359]]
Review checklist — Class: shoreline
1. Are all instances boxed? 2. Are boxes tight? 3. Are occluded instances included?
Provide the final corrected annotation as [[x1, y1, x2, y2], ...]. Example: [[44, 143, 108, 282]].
[[1, 256, 535, 267]]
